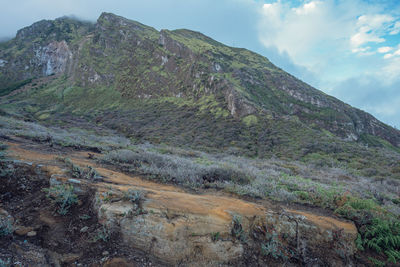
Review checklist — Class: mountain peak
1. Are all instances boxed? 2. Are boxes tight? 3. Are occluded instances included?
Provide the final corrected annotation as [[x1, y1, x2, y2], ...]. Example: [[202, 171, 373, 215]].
[[97, 12, 157, 33]]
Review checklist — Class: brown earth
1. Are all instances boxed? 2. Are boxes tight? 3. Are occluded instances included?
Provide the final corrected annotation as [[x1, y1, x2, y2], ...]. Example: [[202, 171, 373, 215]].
[[1, 137, 359, 266]]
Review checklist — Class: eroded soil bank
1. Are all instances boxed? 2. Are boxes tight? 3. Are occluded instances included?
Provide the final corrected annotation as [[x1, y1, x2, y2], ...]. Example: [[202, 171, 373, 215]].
[[1, 137, 358, 266]]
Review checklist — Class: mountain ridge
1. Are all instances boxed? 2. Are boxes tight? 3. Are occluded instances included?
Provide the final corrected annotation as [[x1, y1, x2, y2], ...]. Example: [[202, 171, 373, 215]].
[[0, 12, 399, 161]]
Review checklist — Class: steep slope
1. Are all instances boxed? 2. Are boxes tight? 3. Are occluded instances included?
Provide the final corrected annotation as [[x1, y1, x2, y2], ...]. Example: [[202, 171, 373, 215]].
[[0, 13, 399, 179]]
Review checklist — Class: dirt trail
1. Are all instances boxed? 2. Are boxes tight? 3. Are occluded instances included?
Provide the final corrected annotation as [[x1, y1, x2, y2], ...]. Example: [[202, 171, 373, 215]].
[[6, 140, 352, 229], [5, 139, 358, 265], [7, 141, 267, 220]]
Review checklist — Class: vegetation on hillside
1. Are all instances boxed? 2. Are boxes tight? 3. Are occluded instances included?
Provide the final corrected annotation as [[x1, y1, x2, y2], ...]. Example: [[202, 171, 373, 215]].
[[0, 114, 400, 264]]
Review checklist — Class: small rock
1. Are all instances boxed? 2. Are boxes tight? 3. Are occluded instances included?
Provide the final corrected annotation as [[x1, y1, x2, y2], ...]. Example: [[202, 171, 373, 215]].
[[27, 231, 37, 237], [68, 178, 81, 184], [14, 226, 34, 236], [80, 226, 89, 233], [102, 251, 109, 256]]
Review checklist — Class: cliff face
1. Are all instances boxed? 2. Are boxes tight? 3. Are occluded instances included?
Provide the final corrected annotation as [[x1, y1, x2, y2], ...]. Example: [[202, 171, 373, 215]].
[[0, 12, 399, 149]]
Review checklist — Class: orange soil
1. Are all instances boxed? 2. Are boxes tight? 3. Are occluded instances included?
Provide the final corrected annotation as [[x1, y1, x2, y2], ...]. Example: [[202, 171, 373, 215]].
[[6, 141, 357, 233]]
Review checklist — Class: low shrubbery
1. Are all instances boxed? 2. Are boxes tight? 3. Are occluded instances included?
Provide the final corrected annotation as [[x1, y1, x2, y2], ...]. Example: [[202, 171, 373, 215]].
[[102, 148, 251, 188], [123, 189, 144, 204], [43, 184, 78, 215], [1, 115, 399, 263], [231, 215, 245, 242], [360, 218, 400, 263], [100, 145, 400, 218], [0, 116, 130, 152], [334, 196, 400, 264], [58, 157, 102, 181]]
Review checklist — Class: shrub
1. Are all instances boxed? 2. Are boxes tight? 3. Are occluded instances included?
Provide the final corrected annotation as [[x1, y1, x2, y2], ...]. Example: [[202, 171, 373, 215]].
[[123, 189, 144, 204], [85, 166, 102, 180], [44, 184, 78, 215], [231, 215, 245, 241], [102, 149, 139, 164], [94, 225, 111, 242], [368, 257, 385, 267], [102, 148, 252, 188], [261, 231, 290, 260], [360, 218, 400, 264], [335, 197, 380, 221], [211, 232, 220, 242], [60, 158, 102, 181]]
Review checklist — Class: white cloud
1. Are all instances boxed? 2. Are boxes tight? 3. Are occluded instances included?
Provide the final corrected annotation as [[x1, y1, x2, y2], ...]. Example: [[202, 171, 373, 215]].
[[383, 45, 400, 59], [378, 46, 392, 53], [258, 1, 357, 71], [351, 46, 376, 56], [258, 1, 400, 68], [350, 14, 394, 50], [384, 53, 394, 59], [293, 1, 319, 15], [258, 1, 399, 61], [350, 31, 385, 48], [357, 14, 393, 30]]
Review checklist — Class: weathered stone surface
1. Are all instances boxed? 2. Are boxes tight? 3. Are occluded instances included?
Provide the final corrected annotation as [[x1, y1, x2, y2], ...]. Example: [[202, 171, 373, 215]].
[[225, 87, 257, 118], [26, 230, 37, 237], [35, 40, 72, 76], [263, 209, 357, 265], [95, 187, 357, 266]]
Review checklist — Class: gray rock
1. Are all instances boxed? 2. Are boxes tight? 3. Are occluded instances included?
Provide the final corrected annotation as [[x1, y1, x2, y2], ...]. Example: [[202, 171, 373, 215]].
[[27, 231, 37, 237]]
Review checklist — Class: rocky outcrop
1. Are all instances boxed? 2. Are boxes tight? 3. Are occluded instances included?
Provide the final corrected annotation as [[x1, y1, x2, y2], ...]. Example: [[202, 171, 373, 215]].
[[225, 87, 257, 118], [0, 17, 92, 89], [94, 187, 357, 266], [158, 30, 195, 60], [34, 40, 72, 76]]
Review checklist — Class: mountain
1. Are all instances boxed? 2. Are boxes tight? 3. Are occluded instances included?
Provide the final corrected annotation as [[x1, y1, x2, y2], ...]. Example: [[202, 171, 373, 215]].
[[1, 12, 399, 178], [1, 12, 400, 266]]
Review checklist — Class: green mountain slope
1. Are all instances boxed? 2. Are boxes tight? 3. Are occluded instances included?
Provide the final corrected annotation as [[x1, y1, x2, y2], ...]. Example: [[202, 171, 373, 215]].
[[0, 12, 399, 180]]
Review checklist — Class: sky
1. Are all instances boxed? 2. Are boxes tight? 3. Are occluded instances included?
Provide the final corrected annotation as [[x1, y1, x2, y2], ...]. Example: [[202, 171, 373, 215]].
[[1, 0, 399, 128]]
